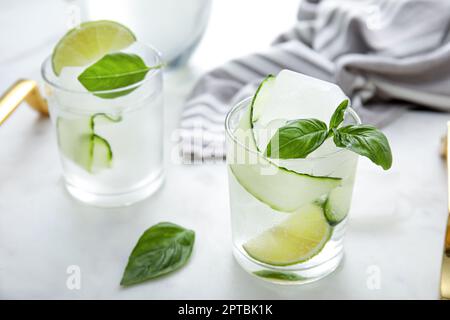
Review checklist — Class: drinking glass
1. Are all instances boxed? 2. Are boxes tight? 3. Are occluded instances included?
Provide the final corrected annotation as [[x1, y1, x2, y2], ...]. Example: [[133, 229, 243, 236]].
[[75, 0, 212, 67], [225, 97, 360, 284], [41, 42, 164, 207]]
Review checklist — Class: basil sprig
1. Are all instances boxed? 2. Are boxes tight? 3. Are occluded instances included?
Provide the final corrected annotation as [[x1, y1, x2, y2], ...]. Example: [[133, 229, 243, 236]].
[[78, 52, 162, 99], [120, 222, 195, 286], [265, 99, 393, 170]]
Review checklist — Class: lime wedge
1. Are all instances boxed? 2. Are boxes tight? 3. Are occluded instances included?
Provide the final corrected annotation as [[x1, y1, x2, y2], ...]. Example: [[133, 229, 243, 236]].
[[243, 204, 331, 266], [52, 20, 136, 75]]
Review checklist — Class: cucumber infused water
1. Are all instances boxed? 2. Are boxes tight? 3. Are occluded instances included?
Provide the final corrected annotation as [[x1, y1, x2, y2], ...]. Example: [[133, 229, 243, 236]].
[[42, 21, 164, 206], [225, 70, 391, 284]]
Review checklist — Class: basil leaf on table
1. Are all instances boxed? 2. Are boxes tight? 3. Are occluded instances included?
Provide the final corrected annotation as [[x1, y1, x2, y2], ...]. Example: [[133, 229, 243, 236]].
[[328, 99, 349, 133], [120, 222, 195, 286], [333, 125, 393, 170], [78, 52, 162, 99], [265, 119, 328, 159]]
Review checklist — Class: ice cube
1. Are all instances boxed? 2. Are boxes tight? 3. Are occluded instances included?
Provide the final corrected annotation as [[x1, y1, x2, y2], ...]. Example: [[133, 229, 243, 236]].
[[257, 70, 348, 127], [58, 67, 88, 92]]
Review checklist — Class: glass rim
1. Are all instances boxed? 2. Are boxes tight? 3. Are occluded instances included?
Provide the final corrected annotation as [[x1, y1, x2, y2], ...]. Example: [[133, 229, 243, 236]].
[[224, 96, 362, 161], [41, 42, 162, 95]]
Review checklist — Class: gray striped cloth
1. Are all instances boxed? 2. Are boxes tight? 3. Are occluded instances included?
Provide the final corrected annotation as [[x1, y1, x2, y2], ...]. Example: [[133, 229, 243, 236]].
[[179, 0, 450, 162]]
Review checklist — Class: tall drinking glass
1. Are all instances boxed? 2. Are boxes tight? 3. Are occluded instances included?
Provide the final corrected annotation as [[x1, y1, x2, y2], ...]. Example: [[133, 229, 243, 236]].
[[225, 97, 360, 284], [41, 43, 164, 207], [75, 0, 212, 67]]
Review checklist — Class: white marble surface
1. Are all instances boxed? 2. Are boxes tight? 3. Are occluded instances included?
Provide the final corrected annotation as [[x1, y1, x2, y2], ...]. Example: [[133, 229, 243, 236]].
[[0, 0, 448, 299]]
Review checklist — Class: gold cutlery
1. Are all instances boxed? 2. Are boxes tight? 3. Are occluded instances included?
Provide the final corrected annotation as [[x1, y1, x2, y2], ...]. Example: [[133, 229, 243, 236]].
[[441, 124, 450, 299], [0, 79, 48, 125]]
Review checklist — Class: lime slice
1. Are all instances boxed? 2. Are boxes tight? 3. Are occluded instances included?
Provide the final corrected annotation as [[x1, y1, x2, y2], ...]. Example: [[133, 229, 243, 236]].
[[229, 107, 341, 212], [243, 204, 331, 266], [52, 20, 136, 75]]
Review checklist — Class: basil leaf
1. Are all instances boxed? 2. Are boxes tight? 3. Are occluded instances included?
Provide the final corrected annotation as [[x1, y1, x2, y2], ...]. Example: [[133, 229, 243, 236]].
[[120, 222, 195, 286], [329, 99, 349, 132], [78, 52, 161, 99], [265, 119, 328, 159], [333, 125, 393, 170]]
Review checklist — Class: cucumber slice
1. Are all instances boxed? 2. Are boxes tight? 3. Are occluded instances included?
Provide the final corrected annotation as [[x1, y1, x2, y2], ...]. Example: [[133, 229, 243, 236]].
[[243, 204, 331, 266], [250, 75, 275, 123], [253, 270, 305, 282], [57, 117, 93, 170], [57, 113, 120, 173], [91, 134, 113, 171], [93, 113, 122, 124], [229, 107, 341, 212], [324, 183, 354, 226]]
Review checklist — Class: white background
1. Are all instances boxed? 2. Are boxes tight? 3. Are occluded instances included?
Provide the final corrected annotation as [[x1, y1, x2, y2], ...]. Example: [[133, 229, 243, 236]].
[[0, 0, 447, 299]]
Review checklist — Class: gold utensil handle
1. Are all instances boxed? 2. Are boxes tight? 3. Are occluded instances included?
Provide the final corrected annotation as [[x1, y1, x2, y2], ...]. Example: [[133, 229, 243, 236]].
[[0, 79, 49, 125], [441, 123, 450, 299], [442, 218, 450, 299]]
